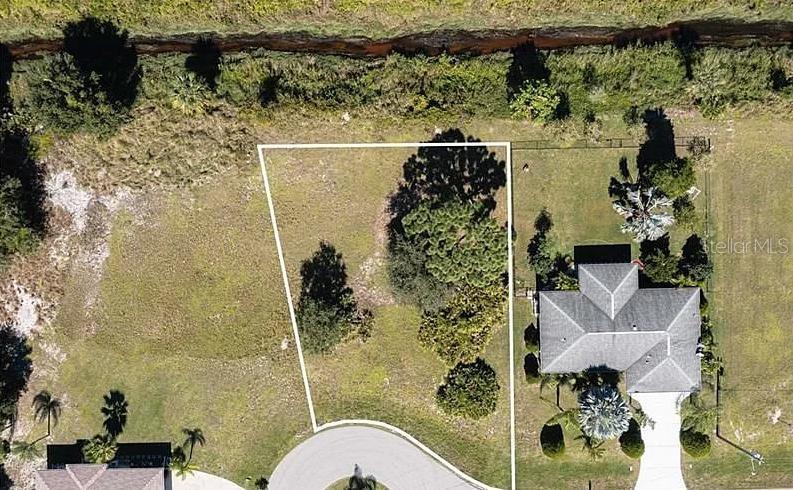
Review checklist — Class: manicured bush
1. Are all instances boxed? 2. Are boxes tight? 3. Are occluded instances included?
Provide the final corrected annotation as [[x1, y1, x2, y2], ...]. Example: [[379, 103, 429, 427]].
[[524, 353, 540, 384], [540, 423, 565, 459], [436, 358, 499, 419], [680, 429, 711, 458], [619, 419, 645, 459]]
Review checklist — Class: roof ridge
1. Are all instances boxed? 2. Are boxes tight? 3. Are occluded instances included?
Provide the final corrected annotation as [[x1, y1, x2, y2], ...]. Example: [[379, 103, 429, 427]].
[[541, 293, 586, 334], [628, 339, 669, 387], [663, 288, 700, 332]]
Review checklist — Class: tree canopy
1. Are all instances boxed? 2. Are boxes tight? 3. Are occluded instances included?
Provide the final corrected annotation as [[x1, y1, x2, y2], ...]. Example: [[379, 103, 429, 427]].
[[577, 385, 631, 441], [402, 200, 506, 289]]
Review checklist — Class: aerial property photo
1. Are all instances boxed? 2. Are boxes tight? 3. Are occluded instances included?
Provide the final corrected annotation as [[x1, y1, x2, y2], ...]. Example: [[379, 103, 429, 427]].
[[1, 2, 793, 490]]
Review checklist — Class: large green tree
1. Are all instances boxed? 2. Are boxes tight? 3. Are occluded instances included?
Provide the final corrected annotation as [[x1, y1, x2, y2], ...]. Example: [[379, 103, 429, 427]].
[[402, 200, 506, 288]]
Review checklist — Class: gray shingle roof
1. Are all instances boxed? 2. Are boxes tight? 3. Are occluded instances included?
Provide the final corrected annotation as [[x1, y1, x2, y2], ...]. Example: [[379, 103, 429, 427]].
[[539, 262, 701, 393], [36, 465, 164, 490]]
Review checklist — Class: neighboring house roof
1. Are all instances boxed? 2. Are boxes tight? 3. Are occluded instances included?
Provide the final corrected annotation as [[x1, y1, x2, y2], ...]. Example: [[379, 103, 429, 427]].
[[35, 464, 164, 490], [539, 262, 701, 393]]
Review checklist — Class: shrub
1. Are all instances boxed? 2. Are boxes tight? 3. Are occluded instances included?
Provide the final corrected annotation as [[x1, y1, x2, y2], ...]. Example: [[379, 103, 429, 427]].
[[642, 249, 680, 284], [436, 358, 499, 419], [619, 419, 645, 459], [510, 80, 562, 123], [680, 429, 711, 458], [419, 284, 505, 365], [679, 234, 713, 283], [644, 157, 696, 198], [0, 439, 9, 462], [673, 196, 699, 231], [540, 423, 565, 459], [524, 353, 540, 384], [524, 323, 539, 352], [0, 177, 39, 262], [24, 19, 140, 136]]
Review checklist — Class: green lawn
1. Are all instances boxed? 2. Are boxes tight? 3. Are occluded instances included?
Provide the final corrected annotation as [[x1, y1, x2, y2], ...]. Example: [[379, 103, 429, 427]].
[[3, 0, 793, 41], [677, 117, 793, 488]]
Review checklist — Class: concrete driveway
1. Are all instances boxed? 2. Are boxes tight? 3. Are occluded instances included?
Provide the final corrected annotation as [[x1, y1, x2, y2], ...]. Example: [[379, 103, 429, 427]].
[[632, 392, 690, 490], [269, 425, 482, 490]]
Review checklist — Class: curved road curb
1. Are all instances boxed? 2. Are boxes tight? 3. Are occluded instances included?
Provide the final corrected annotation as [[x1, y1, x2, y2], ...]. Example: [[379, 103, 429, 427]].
[[269, 421, 503, 490]]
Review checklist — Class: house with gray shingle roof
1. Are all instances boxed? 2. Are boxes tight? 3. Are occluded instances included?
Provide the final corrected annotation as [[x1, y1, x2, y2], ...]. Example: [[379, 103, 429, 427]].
[[539, 259, 701, 393], [35, 464, 164, 490]]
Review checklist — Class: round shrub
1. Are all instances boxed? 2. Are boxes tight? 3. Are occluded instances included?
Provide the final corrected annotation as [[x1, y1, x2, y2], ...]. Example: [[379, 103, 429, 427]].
[[680, 429, 711, 458], [619, 419, 645, 459], [524, 353, 540, 384], [540, 423, 565, 459], [436, 358, 499, 419]]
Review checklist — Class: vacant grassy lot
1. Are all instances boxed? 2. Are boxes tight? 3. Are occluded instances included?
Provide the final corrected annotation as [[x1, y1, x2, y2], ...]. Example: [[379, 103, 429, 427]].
[[264, 146, 512, 486], [3, 0, 793, 40], [677, 117, 793, 488]]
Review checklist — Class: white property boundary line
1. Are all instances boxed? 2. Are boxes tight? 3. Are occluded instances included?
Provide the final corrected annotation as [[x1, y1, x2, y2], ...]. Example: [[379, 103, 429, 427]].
[[256, 142, 515, 490]]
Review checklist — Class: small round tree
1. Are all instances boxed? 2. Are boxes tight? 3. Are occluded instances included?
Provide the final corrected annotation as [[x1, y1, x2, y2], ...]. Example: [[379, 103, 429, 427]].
[[540, 423, 565, 459], [619, 419, 645, 459], [436, 358, 499, 419], [680, 429, 711, 458], [577, 385, 631, 441], [524, 353, 540, 384]]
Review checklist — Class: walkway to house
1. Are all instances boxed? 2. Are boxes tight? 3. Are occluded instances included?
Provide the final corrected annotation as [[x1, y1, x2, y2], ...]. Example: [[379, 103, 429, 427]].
[[268, 425, 483, 490], [172, 470, 244, 489], [632, 392, 690, 490]]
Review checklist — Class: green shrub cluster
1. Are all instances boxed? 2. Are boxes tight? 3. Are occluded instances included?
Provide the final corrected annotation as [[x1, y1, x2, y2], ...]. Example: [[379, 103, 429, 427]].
[[435, 358, 500, 419], [680, 429, 711, 458], [619, 419, 645, 459], [540, 423, 565, 459]]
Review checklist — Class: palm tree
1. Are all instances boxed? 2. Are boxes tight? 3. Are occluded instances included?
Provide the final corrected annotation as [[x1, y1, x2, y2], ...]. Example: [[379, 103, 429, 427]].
[[170, 446, 198, 478], [612, 185, 674, 242], [82, 435, 117, 464], [347, 465, 377, 490], [100, 390, 128, 439], [577, 385, 631, 441], [11, 440, 42, 461], [575, 435, 606, 461], [181, 427, 205, 464], [32, 391, 62, 437]]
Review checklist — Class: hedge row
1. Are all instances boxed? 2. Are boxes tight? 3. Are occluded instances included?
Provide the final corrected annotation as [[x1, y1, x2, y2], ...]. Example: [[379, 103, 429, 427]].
[[9, 43, 793, 135]]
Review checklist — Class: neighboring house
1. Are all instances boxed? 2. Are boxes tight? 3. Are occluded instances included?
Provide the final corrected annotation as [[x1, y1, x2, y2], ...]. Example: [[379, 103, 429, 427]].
[[35, 464, 164, 490], [538, 256, 701, 393], [36, 441, 171, 490]]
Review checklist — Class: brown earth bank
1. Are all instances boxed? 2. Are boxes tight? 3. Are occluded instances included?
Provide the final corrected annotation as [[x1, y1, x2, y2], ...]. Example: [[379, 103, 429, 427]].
[[5, 19, 793, 60]]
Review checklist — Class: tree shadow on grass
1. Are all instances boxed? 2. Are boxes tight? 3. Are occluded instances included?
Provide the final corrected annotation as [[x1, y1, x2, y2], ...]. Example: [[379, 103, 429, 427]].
[[62, 17, 141, 108], [185, 38, 221, 90], [636, 108, 677, 178], [388, 129, 506, 233], [0, 324, 33, 431], [506, 43, 550, 98], [101, 390, 129, 440], [298, 241, 353, 309]]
